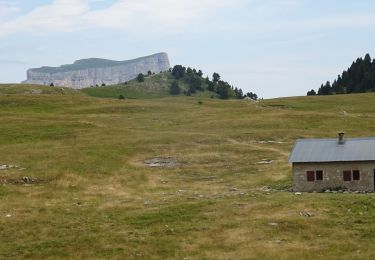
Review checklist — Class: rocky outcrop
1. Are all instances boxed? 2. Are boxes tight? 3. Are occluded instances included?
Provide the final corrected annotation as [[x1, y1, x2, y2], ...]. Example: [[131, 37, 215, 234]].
[[22, 52, 170, 89]]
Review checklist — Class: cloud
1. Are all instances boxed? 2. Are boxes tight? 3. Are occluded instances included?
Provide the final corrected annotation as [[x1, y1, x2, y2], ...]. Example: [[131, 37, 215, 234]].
[[0, 0, 91, 36], [0, 0, 243, 37], [0, 1, 20, 18], [85, 0, 242, 30]]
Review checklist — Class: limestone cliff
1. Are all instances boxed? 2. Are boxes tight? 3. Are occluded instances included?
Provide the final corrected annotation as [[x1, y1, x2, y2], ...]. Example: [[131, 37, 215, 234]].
[[22, 52, 170, 89]]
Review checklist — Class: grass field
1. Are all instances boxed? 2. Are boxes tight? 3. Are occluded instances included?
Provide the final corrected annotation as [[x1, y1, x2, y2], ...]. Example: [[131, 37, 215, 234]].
[[1, 84, 375, 259]]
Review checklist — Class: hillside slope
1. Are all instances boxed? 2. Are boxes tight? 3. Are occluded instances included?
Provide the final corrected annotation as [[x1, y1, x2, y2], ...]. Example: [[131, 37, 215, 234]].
[[1, 85, 375, 258], [81, 71, 217, 99]]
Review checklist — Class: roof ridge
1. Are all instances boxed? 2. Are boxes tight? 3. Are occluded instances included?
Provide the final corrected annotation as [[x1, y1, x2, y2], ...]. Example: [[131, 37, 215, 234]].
[[297, 137, 375, 142]]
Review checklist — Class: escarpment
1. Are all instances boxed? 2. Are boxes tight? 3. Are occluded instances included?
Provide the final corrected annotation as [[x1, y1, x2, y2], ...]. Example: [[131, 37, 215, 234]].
[[23, 52, 170, 89]]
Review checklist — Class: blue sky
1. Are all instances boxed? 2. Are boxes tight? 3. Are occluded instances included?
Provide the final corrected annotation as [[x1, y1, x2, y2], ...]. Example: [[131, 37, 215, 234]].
[[0, 0, 374, 98]]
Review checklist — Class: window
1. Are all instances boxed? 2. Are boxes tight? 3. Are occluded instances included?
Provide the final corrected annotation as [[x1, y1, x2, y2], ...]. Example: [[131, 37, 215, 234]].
[[307, 171, 315, 182], [343, 170, 352, 181], [343, 170, 361, 181], [306, 170, 323, 182], [316, 170, 323, 180], [352, 170, 360, 180]]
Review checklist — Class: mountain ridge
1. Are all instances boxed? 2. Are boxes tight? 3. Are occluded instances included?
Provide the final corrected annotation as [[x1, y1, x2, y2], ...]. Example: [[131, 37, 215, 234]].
[[22, 52, 170, 89]]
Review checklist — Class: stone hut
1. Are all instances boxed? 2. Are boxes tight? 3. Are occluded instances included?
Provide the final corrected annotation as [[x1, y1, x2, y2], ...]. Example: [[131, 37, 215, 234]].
[[289, 133, 375, 192]]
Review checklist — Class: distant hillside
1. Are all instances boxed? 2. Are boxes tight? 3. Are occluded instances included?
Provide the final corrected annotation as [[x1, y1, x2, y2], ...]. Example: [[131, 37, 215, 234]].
[[308, 53, 375, 95], [82, 65, 258, 100], [0, 84, 77, 95]]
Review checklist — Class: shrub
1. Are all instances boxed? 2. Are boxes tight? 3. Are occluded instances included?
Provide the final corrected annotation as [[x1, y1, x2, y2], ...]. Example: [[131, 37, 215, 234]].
[[137, 73, 145, 82]]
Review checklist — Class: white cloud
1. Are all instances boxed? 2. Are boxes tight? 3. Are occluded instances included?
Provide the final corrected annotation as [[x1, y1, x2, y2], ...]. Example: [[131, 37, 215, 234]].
[[0, 0, 91, 36], [0, 1, 20, 18], [0, 0, 243, 37], [85, 0, 242, 30]]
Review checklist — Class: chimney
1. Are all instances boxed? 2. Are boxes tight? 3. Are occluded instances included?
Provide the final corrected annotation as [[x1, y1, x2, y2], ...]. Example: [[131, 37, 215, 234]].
[[338, 132, 345, 144]]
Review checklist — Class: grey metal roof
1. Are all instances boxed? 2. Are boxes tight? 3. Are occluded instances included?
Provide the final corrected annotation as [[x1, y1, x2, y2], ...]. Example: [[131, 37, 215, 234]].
[[289, 137, 375, 163]]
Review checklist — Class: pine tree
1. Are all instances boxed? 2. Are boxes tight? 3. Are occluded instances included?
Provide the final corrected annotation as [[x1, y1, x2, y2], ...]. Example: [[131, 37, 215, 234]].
[[315, 53, 375, 95], [213, 73, 221, 84]]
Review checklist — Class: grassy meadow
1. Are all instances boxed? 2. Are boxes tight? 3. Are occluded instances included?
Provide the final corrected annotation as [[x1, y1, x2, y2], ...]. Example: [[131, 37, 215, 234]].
[[2, 84, 375, 259]]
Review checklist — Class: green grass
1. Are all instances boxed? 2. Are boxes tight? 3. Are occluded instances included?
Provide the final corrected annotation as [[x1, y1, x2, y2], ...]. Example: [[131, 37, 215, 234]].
[[2, 84, 375, 258], [81, 72, 216, 99]]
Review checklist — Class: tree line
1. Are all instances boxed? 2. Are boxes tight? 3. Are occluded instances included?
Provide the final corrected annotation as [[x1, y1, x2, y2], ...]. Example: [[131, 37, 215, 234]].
[[169, 65, 258, 100], [307, 53, 375, 96]]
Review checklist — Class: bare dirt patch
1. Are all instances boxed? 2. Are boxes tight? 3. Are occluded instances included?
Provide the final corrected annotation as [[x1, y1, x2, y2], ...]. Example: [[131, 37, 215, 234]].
[[0, 164, 24, 170], [143, 157, 179, 168]]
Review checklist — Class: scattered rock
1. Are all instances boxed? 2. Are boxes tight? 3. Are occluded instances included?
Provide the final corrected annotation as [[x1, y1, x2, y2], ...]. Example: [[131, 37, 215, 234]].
[[294, 192, 302, 195], [22, 176, 31, 183], [261, 186, 272, 192], [5, 214, 11, 218], [258, 140, 284, 144], [268, 222, 278, 227], [143, 157, 179, 168], [0, 164, 23, 170], [1, 176, 44, 185], [299, 211, 314, 217], [229, 187, 238, 192], [256, 159, 273, 164], [144, 200, 152, 206], [165, 225, 174, 232]]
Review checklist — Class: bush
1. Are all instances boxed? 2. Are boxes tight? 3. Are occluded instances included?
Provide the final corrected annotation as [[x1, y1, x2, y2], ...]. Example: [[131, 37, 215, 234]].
[[118, 94, 125, 99], [137, 73, 145, 82]]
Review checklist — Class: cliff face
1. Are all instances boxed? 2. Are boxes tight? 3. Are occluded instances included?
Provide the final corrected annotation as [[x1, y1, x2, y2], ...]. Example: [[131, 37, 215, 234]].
[[22, 52, 170, 89]]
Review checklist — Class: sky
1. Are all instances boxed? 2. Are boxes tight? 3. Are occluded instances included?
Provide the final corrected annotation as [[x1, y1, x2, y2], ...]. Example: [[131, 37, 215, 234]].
[[0, 0, 374, 98]]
